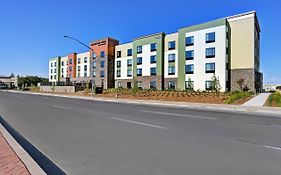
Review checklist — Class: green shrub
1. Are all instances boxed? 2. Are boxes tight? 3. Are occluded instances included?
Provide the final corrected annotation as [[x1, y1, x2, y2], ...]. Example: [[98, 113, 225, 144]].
[[270, 92, 281, 107], [224, 91, 253, 104]]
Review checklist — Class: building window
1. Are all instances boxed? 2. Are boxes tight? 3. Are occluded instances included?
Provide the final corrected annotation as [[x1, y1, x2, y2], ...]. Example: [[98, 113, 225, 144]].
[[168, 81, 175, 90], [168, 54, 176, 62], [226, 47, 229, 55], [168, 66, 175, 75], [117, 70, 121, 77], [93, 70, 96, 77], [150, 67, 157, 76], [206, 63, 215, 73], [150, 55, 157, 64], [54, 69, 56, 73], [84, 72, 87, 77], [50, 75, 53, 80], [54, 75, 56, 79], [84, 65, 87, 71], [151, 43, 157, 52], [84, 57, 88, 63], [137, 68, 142, 76], [77, 73, 80, 77], [78, 66, 81, 71], [127, 68, 132, 77], [186, 36, 194, 46], [186, 50, 194, 60], [127, 59, 132, 66], [205, 81, 212, 90], [92, 53, 96, 59], [69, 59, 72, 65], [117, 61, 121, 67], [117, 51, 121, 58], [185, 64, 194, 74], [61, 68, 64, 74], [101, 51, 105, 58], [137, 81, 142, 89], [54, 62, 57, 67], [168, 41, 176, 50], [50, 69, 53, 73], [92, 61, 96, 68], [101, 61, 105, 68], [51, 63, 53, 67], [206, 32, 215, 43], [206, 48, 215, 58], [100, 71, 105, 77], [185, 81, 194, 90], [137, 46, 142, 54], [61, 61, 64, 66], [150, 81, 157, 89], [78, 58, 81, 64], [137, 57, 142, 65], [127, 49, 132, 56], [69, 67, 72, 71]]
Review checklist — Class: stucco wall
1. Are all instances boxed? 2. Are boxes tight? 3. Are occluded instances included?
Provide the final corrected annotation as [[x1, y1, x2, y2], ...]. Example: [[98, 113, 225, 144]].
[[40, 86, 75, 93]]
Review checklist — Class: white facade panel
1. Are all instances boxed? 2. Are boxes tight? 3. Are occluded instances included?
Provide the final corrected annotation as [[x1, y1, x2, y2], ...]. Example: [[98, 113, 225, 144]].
[[184, 25, 227, 91]]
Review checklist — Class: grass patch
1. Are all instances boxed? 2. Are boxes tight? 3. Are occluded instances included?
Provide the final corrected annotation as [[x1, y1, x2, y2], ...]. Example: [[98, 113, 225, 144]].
[[268, 92, 281, 107], [224, 91, 253, 104]]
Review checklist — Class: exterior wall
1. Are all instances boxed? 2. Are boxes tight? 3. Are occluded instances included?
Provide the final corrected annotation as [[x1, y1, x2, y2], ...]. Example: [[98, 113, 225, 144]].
[[133, 33, 165, 90], [49, 57, 61, 83], [67, 53, 77, 78], [178, 20, 228, 92], [115, 79, 133, 89], [40, 86, 75, 93], [227, 11, 262, 92], [115, 43, 133, 86], [60, 56, 68, 79], [228, 13, 255, 69], [164, 33, 178, 79], [76, 52, 90, 79], [90, 38, 119, 89]]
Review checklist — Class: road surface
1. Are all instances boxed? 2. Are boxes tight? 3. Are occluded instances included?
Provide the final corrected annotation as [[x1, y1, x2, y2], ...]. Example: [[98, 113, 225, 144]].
[[0, 91, 281, 175]]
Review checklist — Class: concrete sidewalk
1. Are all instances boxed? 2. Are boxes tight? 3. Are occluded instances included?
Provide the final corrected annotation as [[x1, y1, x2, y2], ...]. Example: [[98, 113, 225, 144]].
[[6, 90, 281, 117], [0, 124, 46, 175], [243, 93, 271, 107]]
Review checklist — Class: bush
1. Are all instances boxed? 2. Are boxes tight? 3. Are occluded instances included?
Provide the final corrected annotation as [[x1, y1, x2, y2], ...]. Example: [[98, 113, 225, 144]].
[[224, 91, 253, 104], [269, 92, 281, 107]]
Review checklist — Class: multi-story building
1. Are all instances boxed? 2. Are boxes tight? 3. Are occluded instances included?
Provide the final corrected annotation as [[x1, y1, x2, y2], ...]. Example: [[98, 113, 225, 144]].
[[90, 38, 119, 89], [49, 11, 262, 92], [49, 56, 60, 83], [114, 11, 262, 92]]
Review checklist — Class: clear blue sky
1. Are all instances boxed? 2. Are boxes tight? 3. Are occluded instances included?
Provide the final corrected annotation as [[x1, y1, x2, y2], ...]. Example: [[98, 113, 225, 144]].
[[0, 0, 280, 83]]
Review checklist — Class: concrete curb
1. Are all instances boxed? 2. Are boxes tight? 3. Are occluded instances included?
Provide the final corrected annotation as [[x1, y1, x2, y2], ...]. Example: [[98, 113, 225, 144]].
[[0, 123, 46, 175], [6, 90, 281, 117]]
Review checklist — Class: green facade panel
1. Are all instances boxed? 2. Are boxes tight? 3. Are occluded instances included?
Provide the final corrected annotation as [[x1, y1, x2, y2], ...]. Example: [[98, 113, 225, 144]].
[[132, 33, 165, 77]]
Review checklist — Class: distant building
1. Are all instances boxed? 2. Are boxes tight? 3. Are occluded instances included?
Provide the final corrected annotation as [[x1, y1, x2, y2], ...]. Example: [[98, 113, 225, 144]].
[[263, 84, 281, 92], [0, 76, 18, 88]]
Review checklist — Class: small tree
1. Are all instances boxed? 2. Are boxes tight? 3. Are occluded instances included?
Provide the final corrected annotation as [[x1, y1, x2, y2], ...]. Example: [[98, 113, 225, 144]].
[[132, 78, 139, 96], [211, 74, 221, 93], [236, 78, 245, 91], [186, 77, 194, 92]]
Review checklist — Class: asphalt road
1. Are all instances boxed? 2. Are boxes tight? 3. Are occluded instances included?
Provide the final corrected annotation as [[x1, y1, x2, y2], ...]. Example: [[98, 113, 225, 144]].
[[0, 91, 281, 175]]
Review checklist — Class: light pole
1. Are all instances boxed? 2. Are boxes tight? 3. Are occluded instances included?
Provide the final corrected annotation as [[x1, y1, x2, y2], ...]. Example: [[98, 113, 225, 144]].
[[63, 35, 96, 96]]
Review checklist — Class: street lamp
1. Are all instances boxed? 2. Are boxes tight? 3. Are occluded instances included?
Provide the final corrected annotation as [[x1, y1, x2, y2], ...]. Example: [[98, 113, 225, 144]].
[[63, 35, 96, 96]]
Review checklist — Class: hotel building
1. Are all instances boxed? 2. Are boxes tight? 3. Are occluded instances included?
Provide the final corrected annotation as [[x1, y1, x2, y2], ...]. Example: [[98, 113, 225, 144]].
[[49, 11, 262, 92]]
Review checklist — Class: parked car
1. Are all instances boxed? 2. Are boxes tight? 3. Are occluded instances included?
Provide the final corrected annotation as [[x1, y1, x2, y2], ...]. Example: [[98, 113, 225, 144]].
[[0, 84, 8, 89]]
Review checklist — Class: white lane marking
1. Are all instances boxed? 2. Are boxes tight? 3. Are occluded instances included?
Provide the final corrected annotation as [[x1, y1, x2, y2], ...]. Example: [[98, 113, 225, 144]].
[[52, 105, 71, 110], [141, 110, 218, 120], [262, 145, 281, 151], [110, 117, 168, 130]]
